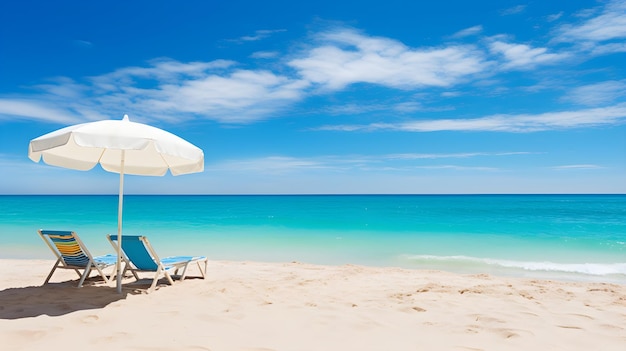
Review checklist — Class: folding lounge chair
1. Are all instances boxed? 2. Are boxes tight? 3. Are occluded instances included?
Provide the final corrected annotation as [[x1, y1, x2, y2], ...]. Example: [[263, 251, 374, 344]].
[[38, 229, 116, 287], [107, 234, 207, 293]]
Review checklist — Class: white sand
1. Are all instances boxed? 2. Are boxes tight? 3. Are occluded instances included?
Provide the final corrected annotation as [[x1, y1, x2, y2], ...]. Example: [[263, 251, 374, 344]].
[[1, 259, 625, 351]]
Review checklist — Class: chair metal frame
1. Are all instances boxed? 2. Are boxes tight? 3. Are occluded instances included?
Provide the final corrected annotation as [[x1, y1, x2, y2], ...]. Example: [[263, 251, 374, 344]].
[[38, 229, 115, 287], [107, 234, 207, 293]]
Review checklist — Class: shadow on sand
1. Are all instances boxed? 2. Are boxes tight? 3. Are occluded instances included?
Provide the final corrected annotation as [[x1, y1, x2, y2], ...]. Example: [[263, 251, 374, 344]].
[[0, 277, 141, 320]]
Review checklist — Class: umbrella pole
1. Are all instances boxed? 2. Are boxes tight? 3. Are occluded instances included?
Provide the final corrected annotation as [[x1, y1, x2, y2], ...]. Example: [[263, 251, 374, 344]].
[[116, 150, 125, 294]]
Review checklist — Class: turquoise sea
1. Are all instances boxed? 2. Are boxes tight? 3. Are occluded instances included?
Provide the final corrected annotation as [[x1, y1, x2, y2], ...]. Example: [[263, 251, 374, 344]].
[[1, 195, 625, 284]]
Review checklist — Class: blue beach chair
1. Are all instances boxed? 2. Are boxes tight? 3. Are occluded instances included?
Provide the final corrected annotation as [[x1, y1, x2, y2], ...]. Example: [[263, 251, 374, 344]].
[[38, 229, 116, 287], [107, 234, 207, 293]]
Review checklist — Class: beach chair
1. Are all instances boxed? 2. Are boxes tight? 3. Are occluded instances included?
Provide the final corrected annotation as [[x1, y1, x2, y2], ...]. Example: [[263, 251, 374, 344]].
[[107, 234, 207, 293], [38, 229, 116, 287]]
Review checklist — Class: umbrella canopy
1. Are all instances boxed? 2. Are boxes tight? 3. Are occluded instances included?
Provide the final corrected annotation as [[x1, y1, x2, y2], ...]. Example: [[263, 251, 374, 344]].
[[29, 115, 203, 176], [28, 115, 204, 293]]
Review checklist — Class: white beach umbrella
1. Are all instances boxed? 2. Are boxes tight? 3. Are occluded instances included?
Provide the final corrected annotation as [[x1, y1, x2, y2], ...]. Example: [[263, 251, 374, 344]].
[[28, 115, 204, 293]]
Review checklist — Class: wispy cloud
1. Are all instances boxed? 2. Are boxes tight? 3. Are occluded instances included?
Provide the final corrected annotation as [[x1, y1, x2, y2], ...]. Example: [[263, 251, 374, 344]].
[[385, 152, 536, 160], [562, 80, 626, 106], [414, 165, 500, 171], [500, 5, 526, 16], [207, 152, 533, 174], [0, 59, 308, 124], [91, 59, 235, 86], [324, 101, 428, 115], [555, 0, 626, 44], [552, 164, 605, 170], [315, 104, 626, 132], [124, 68, 307, 123], [547, 12, 563, 22], [0, 99, 85, 124], [450, 25, 483, 38], [0, 153, 41, 169], [73, 40, 94, 48], [251, 51, 280, 59], [488, 39, 569, 69], [288, 28, 488, 90], [208, 156, 332, 174], [590, 42, 626, 55], [230, 29, 287, 43]]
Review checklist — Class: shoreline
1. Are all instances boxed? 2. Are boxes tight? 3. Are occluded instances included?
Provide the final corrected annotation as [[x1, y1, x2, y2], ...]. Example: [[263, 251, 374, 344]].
[[1, 259, 625, 350], [3, 254, 625, 286]]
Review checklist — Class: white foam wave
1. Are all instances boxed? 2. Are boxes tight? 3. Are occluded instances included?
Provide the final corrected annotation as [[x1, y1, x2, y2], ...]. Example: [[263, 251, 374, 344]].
[[404, 255, 626, 276]]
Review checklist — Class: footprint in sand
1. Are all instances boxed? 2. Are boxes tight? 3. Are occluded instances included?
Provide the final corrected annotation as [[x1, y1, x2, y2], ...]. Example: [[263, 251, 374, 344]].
[[600, 323, 625, 331], [557, 325, 583, 329], [492, 327, 534, 338], [567, 313, 593, 320], [473, 315, 505, 324], [14, 330, 47, 340], [94, 331, 130, 344], [465, 325, 480, 334], [81, 314, 99, 323]]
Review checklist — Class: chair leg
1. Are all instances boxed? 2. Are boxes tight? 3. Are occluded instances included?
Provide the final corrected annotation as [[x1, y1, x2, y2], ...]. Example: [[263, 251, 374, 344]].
[[123, 260, 140, 280], [202, 259, 208, 278], [77, 265, 92, 288], [93, 264, 111, 284], [148, 266, 164, 293], [178, 262, 191, 281], [176, 259, 207, 281], [44, 258, 62, 284], [163, 269, 175, 286], [107, 264, 117, 281]]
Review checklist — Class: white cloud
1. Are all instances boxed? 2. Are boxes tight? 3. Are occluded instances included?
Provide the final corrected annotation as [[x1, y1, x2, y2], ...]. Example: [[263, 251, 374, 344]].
[[441, 91, 461, 97], [206, 152, 532, 174], [386, 151, 534, 160], [562, 80, 626, 106], [73, 40, 94, 48], [231, 29, 287, 43], [556, 0, 626, 43], [590, 42, 626, 55], [0, 153, 39, 169], [451, 25, 483, 38], [500, 5, 526, 16], [315, 104, 626, 132], [208, 156, 332, 174], [414, 165, 500, 171], [323, 99, 450, 116], [392, 102, 424, 113], [92, 59, 235, 87], [251, 51, 280, 59], [0, 99, 84, 124], [1, 59, 309, 125], [488, 40, 568, 69], [288, 28, 488, 90], [547, 12, 563, 22], [552, 164, 605, 170], [140, 69, 308, 123]]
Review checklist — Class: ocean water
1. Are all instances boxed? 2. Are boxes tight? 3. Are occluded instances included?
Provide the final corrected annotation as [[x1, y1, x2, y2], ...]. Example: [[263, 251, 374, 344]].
[[1, 195, 624, 284]]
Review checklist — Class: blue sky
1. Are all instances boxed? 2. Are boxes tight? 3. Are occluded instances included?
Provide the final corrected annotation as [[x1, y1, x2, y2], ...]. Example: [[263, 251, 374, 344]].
[[1, 0, 625, 194]]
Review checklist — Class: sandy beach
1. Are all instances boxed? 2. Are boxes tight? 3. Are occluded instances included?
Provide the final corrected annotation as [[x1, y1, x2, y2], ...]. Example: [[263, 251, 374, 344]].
[[1, 259, 625, 351]]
